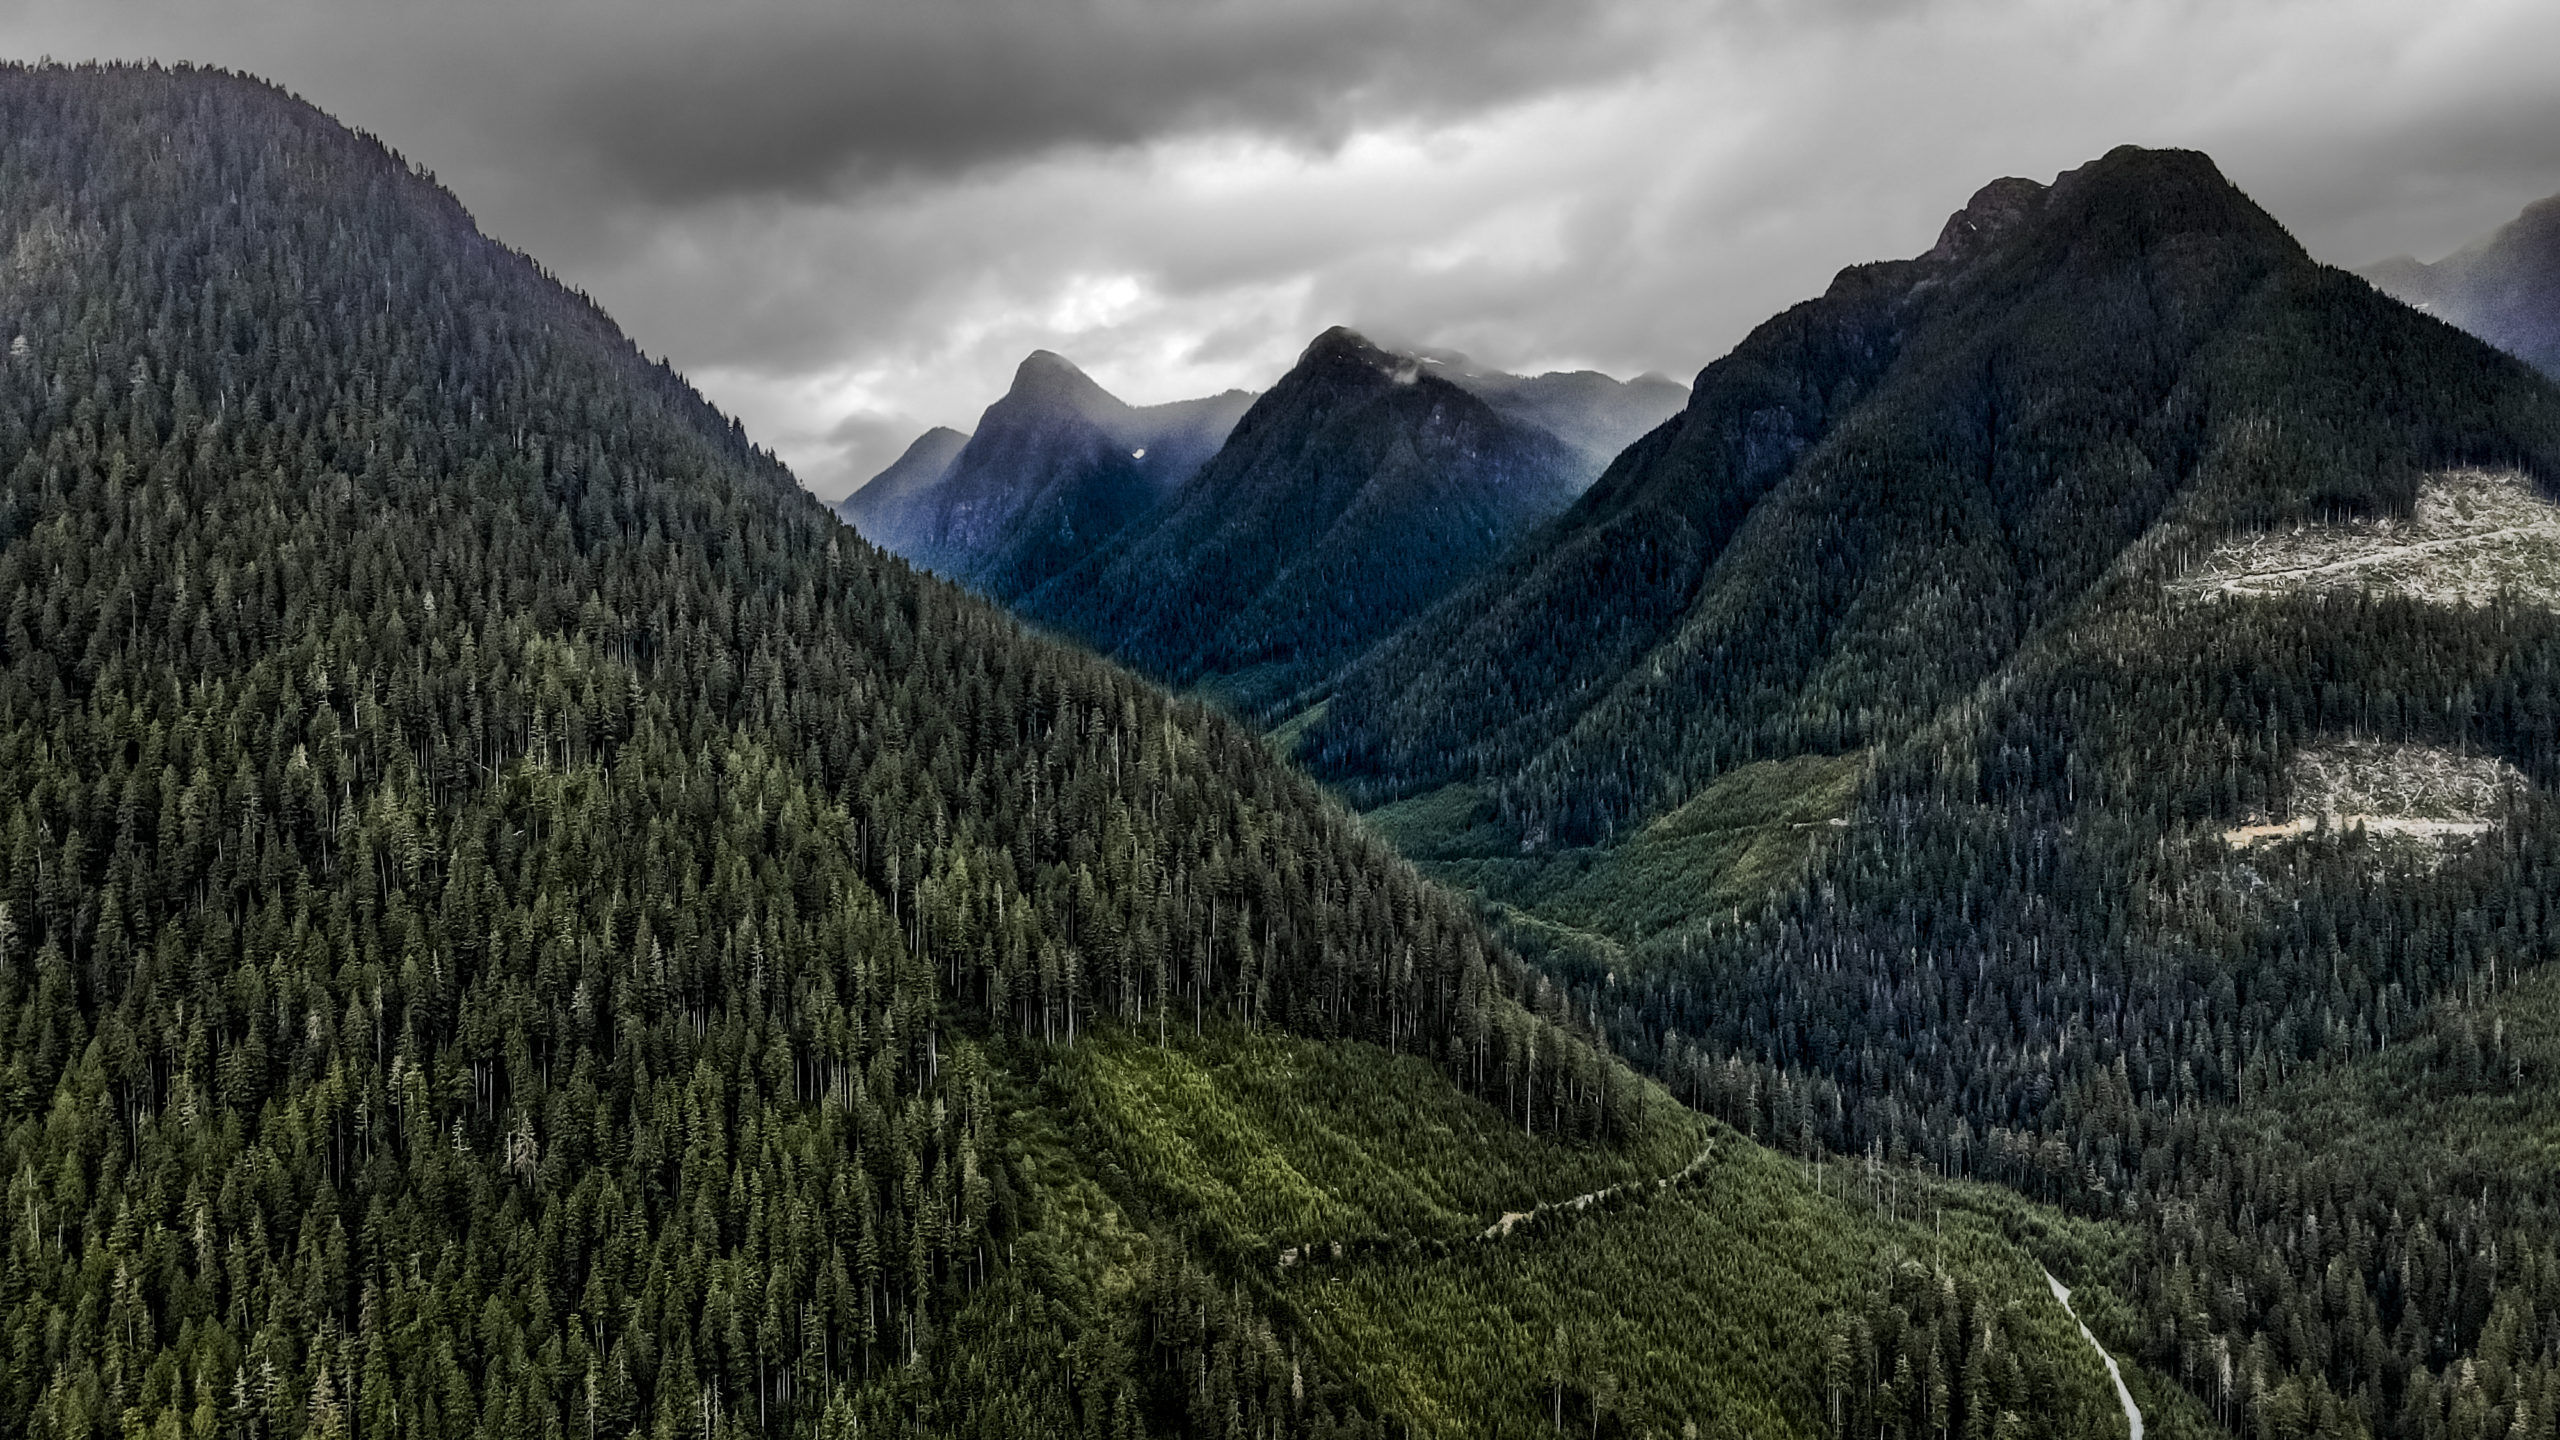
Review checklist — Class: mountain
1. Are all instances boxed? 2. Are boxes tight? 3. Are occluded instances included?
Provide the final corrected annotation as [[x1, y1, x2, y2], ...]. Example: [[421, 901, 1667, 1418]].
[[0, 62, 2143, 1440], [2363, 192, 2560, 379], [1017, 326, 1588, 717], [1319, 145, 2560, 1434], [842, 353, 1252, 597], [1310, 148, 2557, 840], [834, 423, 968, 546], [1421, 354, 1690, 479]]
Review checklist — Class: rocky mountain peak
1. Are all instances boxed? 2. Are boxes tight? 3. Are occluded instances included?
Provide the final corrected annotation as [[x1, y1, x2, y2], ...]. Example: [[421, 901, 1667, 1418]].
[[1925, 176, 2049, 264], [1004, 349, 1127, 419]]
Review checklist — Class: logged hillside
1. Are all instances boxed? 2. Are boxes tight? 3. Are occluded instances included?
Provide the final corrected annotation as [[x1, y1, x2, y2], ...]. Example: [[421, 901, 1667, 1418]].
[[1313, 147, 2560, 1437], [0, 63, 2133, 1440], [1020, 327, 1585, 718]]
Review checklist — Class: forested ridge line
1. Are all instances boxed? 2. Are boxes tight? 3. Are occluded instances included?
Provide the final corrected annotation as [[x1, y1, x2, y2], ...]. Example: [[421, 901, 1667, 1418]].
[[1311, 147, 2560, 849]]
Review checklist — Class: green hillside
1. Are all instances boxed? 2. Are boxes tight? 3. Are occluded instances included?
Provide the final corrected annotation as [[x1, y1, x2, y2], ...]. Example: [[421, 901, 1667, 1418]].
[[1045, 1028, 2136, 1439], [0, 62, 2140, 1440]]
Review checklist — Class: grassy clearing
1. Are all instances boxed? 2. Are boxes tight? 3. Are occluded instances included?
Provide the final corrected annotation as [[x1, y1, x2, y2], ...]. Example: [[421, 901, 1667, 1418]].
[[1266, 697, 1332, 761], [1365, 755, 1866, 947], [1051, 1027, 2146, 1438]]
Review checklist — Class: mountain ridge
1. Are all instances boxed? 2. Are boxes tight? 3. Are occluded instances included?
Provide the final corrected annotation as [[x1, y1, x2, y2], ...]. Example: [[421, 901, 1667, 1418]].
[[1014, 324, 1589, 716], [1305, 144, 2529, 842], [843, 349, 1254, 595], [836, 422, 969, 542]]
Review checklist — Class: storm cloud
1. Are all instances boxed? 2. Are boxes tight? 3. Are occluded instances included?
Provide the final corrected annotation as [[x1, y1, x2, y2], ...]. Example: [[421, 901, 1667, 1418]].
[[11, 0, 2560, 497]]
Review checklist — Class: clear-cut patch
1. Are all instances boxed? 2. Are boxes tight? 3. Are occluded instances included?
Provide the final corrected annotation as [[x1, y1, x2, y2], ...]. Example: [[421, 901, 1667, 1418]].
[[2169, 468, 2560, 608], [2220, 739, 2527, 853]]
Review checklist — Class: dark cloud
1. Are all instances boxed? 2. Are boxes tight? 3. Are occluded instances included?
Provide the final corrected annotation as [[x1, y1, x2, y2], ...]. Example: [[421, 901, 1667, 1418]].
[[10, 0, 1663, 209], [529, 0, 1661, 204], [11, 0, 2560, 497]]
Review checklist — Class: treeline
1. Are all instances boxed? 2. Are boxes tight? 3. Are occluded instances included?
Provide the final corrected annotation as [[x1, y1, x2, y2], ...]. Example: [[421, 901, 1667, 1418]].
[[0, 63, 1626, 1439]]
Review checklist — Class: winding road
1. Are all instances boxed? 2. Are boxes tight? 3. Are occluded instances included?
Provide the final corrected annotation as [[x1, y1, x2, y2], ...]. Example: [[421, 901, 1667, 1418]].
[[1479, 1143, 1717, 1240]]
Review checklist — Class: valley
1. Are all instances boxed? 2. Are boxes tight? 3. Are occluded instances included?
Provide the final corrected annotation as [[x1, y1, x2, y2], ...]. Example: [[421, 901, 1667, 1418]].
[[9, 49, 2560, 1440]]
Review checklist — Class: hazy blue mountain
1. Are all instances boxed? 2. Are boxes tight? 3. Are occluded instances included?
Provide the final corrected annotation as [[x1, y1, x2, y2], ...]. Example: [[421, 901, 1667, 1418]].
[[835, 424, 969, 550], [843, 351, 1252, 596], [1017, 326, 1587, 716], [1420, 355, 1690, 481], [2363, 192, 2560, 378]]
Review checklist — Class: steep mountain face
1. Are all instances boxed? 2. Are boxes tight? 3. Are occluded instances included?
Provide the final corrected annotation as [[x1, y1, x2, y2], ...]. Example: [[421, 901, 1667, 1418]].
[[834, 423, 968, 547], [844, 353, 1251, 597], [1311, 148, 2553, 840], [2364, 192, 2560, 379], [1332, 146, 2560, 1438], [0, 63, 2139, 1440], [1019, 327, 1586, 717], [1423, 356, 1690, 481]]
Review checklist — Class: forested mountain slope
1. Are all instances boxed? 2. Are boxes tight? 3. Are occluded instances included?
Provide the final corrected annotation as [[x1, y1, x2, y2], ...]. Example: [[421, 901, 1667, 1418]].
[[0, 62, 2134, 1440], [837, 353, 1252, 600], [2364, 192, 2560, 380], [1318, 147, 2560, 1437], [1310, 149, 2560, 845], [1018, 327, 1585, 719]]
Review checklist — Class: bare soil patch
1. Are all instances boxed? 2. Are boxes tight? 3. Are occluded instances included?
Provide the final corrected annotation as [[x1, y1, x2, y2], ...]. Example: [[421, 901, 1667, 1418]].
[[2170, 468, 2560, 608]]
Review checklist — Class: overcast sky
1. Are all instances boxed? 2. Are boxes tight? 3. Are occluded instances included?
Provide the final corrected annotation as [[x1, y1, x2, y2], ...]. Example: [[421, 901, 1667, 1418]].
[[11, 0, 2560, 497]]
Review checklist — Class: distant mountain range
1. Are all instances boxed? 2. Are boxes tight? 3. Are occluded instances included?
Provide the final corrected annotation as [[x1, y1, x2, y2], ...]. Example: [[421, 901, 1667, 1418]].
[[840, 330, 1684, 713], [1012, 327, 1596, 715], [837, 352, 1253, 597], [1416, 352, 1690, 477], [2363, 192, 2560, 379]]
